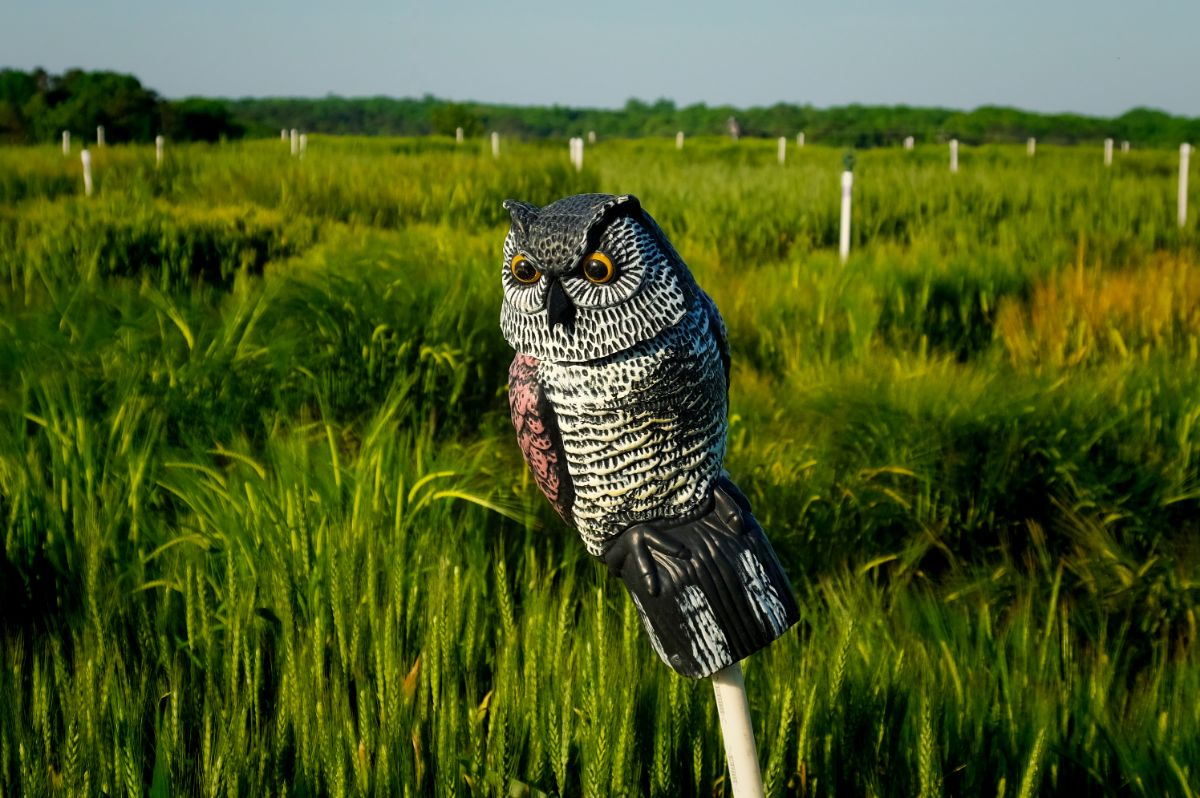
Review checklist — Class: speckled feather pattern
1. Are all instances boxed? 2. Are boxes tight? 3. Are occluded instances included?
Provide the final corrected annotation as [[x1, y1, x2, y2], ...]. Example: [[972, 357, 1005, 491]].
[[539, 302, 727, 555]]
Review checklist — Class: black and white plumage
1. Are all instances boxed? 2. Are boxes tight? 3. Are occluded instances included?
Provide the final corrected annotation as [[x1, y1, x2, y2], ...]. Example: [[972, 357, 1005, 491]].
[[501, 193, 798, 678]]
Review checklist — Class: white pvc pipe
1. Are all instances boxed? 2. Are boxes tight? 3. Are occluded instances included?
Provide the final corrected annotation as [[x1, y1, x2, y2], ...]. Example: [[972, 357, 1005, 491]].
[[81, 149, 93, 197], [903, 136, 914, 150], [456, 126, 463, 144], [1104, 138, 1113, 166], [97, 126, 105, 147], [1180, 143, 1191, 229], [796, 131, 805, 148], [839, 170, 853, 263], [492, 131, 500, 158], [62, 130, 70, 155], [1027, 137, 1036, 156], [777, 136, 786, 165], [588, 130, 596, 144], [290, 129, 298, 156], [155, 135, 164, 167], [281, 128, 287, 141], [1121, 140, 1130, 153], [711, 664, 764, 798], [676, 131, 684, 150], [950, 139, 959, 173], [299, 133, 307, 156], [569, 137, 583, 171]]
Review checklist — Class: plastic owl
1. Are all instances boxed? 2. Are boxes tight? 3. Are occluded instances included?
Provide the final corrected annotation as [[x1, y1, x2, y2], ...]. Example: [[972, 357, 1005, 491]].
[[500, 193, 798, 678]]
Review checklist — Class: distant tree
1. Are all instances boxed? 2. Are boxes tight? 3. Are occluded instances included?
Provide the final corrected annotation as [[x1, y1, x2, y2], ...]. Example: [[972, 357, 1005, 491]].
[[0, 69, 38, 141], [430, 103, 483, 137], [161, 98, 244, 142]]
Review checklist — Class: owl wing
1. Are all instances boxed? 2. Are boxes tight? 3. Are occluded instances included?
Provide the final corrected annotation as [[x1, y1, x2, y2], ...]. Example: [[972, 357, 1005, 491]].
[[508, 353, 576, 525]]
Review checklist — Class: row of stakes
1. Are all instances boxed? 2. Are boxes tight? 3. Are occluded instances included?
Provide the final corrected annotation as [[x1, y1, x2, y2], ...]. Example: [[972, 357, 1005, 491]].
[[63, 125, 1195, 244]]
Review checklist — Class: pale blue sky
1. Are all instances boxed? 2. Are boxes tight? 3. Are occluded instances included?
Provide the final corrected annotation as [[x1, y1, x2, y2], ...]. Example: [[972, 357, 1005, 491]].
[[3, 0, 1197, 115]]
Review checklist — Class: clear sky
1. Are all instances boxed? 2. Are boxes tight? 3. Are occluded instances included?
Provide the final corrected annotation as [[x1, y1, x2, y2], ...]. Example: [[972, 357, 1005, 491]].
[[3, 0, 1197, 116]]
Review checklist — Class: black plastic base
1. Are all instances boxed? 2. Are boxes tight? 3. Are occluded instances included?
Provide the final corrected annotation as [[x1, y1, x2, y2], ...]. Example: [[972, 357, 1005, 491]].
[[600, 477, 800, 678]]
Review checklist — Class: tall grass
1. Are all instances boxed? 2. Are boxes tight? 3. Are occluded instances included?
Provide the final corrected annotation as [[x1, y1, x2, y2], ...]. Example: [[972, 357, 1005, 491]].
[[0, 136, 1197, 796]]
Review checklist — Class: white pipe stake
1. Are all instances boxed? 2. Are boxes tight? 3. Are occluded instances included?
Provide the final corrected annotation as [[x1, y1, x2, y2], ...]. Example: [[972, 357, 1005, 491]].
[[62, 130, 70, 155], [588, 130, 596, 144], [492, 131, 500, 158], [290, 129, 299, 156], [1027, 137, 1036, 156], [97, 126, 105, 147], [299, 133, 307, 156], [1121, 140, 1130, 153], [281, 128, 287, 141], [1104, 138, 1113, 166], [81, 149, 93, 197], [1180, 143, 1191, 228], [712, 664, 765, 798], [455, 126, 464, 144], [839, 170, 853, 264], [903, 136, 914, 150], [676, 131, 684, 150], [569, 137, 584, 171], [777, 136, 786, 165], [797, 131, 805, 148], [950, 139, 959, 173], [155, 135, 164, 167]]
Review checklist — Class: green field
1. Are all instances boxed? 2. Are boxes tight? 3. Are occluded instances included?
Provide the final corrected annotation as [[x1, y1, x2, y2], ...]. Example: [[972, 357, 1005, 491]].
[[1, 136, 1198, 797]]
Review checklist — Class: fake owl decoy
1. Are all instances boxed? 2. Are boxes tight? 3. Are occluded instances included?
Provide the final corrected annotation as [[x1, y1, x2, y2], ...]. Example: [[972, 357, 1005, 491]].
[[500, 193, 799, 678]]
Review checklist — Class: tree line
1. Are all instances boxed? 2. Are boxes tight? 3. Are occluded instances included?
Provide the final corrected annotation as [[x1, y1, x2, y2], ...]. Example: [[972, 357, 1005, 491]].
[[0, 68, 243, 144], [3, 67, 1198, 148]]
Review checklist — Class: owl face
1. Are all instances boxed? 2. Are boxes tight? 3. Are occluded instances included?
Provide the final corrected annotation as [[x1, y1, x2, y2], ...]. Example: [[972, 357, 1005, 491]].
[[499, 193, 692, 363]]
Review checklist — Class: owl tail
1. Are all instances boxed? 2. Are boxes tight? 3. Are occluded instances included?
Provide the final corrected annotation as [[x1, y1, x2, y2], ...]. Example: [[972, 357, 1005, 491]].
[[600, 478, 800, 679]]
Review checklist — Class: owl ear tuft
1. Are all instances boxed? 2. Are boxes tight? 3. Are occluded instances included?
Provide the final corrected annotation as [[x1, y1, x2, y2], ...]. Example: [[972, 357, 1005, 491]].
[[579, 194, 642, 254], [502, 200, 539, 237]]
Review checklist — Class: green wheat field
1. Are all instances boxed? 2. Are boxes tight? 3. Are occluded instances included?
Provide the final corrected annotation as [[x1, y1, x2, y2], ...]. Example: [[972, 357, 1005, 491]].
[[1, 136, 1198, 797]]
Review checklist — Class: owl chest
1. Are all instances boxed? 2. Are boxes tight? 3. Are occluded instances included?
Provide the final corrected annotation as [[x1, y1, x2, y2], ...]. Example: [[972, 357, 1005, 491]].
[[537, 327, 727, 550]]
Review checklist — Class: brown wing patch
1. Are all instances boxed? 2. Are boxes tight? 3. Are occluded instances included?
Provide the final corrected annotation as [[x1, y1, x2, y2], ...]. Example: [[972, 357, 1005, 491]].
[[508, 354, 575, 524]]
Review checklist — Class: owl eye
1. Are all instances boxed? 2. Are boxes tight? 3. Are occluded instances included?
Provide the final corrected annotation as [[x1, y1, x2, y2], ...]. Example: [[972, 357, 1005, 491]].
[[582, 252, 615, 284], [510, 254, 541, 284]]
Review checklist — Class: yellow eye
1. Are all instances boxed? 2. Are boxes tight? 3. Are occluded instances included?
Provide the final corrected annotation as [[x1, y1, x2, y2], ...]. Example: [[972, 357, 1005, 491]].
[[582, 252, 615, 284], [510, 254, 541, 284]]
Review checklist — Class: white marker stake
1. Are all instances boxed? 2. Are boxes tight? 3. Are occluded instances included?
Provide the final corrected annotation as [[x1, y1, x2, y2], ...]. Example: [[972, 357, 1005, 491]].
[[1027, 137, 1036, 156], [455, 126, 464, 144], [797, 131, 805, 148], [950, 139, 959, 173], [1179, 143, 1191, 228], [712, 664, 765, 798], [492, 131, 500, 158], [777, 137, 786, 165], [1104, 138, 1113, 166], [903, 136, 914, 150], [839, 170, 853, 264], [1121, 140, 1130, 153], [97, 126, 105, 147], [676, 131, 684, 150], [290, 129, 299, 156], [299, 133, 307, 157], [62, 130, 70, 155], [588, 130, 596, 144], [281, 129, 287, 141], [155, 135, 164, 168], [569, 137, 584, 171], [81, 149, 93, 197]]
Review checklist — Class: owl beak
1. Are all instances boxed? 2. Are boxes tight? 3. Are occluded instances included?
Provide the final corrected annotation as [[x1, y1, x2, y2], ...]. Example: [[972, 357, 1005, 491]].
[[545, 278, 576, 333]]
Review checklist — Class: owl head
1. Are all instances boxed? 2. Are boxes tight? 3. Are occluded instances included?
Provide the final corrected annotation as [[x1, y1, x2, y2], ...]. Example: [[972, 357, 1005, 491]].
[[499, 193, 697, 363]]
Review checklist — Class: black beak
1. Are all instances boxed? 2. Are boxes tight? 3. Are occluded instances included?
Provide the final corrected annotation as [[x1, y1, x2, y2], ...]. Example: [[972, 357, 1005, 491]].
[[546, 278, 575, 333]]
